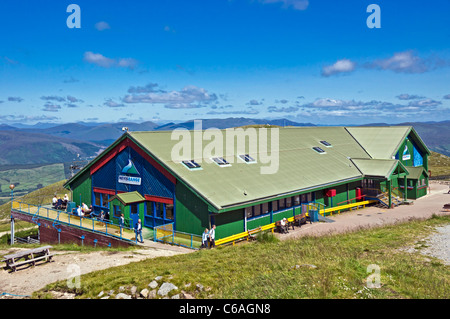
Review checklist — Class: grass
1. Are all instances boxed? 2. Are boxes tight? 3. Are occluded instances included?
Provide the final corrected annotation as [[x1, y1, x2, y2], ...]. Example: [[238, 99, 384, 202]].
[[33, 215, 450, 299], [428, 151, 450, 177]]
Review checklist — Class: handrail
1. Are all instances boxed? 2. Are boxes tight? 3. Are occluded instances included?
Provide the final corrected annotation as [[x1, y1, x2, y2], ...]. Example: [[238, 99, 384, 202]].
[[337, 194, 366, 207]]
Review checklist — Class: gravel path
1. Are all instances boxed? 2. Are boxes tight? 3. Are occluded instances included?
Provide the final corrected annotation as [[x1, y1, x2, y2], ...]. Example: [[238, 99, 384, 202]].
[[420, 224, 450, 265]]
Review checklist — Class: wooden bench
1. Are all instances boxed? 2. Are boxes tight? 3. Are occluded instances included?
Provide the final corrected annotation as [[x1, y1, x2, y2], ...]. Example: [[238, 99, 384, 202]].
[[2, 245, 54, 272]]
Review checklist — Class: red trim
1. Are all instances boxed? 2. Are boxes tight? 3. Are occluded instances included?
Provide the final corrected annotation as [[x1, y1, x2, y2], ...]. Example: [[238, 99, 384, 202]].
[[90, 137, 176, 184], [93, 187, 116, 195], [144, 195, 173, 204]]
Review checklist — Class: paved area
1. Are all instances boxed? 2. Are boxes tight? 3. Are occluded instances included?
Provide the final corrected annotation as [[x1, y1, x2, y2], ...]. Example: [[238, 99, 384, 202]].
[[281, 181, 450, 240]]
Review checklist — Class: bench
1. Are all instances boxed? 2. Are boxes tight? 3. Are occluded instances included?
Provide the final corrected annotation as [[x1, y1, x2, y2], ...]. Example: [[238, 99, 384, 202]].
[[2, 245, 54, 272], [294, 213, 310, 226]]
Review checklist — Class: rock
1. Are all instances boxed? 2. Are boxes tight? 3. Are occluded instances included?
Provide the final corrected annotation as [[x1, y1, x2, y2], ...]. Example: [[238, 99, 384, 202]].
[[119, 286, 125, 292], [130, 286, 137, 296], [97, 291, 105, 298], [181, 292, 195, 299], [148, 280, 159, 289], [154, 276, 163, 281], [196, 284, 204, 291], [157, 282, 178, 296], [107, 290, 115, 296], [115, 293, 132, 299], [148, 290, 157, 299], [140, 288, 149, 299], [184, 283, 192, 288], [171, 294, 181, 299]]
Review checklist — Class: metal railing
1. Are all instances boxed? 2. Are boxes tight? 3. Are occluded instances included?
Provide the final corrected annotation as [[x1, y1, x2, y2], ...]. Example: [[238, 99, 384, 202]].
[[154, 223, 202, 249], [12, 200, 136, 243]]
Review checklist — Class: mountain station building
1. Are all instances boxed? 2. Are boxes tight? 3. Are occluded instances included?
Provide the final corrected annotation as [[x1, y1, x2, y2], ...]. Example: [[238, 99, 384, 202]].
[[63, 126, 430, 241]]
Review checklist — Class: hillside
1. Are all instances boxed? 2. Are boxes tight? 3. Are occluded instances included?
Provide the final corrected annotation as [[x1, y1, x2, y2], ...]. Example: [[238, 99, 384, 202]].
[[0, 130, 103, 165], [428, 151, 450, 178]]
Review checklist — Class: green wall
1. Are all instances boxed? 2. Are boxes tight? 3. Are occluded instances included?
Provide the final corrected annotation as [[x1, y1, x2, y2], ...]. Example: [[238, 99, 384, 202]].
[[70, 169, 91, 207], [175, 182, 209, 236]]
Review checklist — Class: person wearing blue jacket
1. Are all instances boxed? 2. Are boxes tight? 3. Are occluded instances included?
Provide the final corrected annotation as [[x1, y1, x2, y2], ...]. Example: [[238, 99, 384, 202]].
[[134, 219, 143, 243]]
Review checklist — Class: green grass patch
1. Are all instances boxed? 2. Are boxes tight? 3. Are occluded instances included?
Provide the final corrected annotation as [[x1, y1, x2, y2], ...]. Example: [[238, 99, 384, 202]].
[[33, 215, 450, 299]]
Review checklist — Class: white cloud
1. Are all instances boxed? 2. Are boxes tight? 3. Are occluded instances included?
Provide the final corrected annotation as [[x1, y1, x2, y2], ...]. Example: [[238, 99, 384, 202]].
[[260, 0, 309, 10], [83, 51, 138, 69], [322, 59, 356, 77], [95, 21, 110, 31], [369, 51, 428, 73]]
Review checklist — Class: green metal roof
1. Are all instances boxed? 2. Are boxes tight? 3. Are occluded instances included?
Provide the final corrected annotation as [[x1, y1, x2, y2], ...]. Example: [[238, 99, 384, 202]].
[[346, 126, 411, 159], [129, 127, 370, 210], [112, 191, 145, 205], [406, 166, 428, 180], [351, 158, 406, 179]]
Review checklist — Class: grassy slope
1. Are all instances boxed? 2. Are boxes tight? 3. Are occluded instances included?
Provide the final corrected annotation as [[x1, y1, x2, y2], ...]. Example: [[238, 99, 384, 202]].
[[35, 215, 450, 299], [428, 151, 450, 177]]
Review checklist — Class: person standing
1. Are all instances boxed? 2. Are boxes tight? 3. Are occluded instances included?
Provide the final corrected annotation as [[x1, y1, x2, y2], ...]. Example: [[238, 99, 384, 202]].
[[135, 219, 143, 243], [201, 228, 209, 248], [119, 214, 125, 236], [209, 225, 216, 248]]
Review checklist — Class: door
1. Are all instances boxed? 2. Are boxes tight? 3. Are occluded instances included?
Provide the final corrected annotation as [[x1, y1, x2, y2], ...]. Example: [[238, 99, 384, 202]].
[[129, 203, 139, 228]]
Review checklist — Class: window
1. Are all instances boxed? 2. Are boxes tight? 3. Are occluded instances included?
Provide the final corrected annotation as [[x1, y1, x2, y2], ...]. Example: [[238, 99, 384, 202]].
[[145, 202, 152, 216], [320, 140, 332, 147], [94, 192, 101, 206], [253, 205, 261, 217], [294, 195, 300, 206], [312, 147, 326, 154], [272, 200, 278, 212], [113, 205, 121, 218], [245, 207, 253, 218], [286, 197, 292, 208], [94, 192, 108, 208], [182, 160, 201, 170], [262, 202, 270, 214], [239, 154, 256, 163], [130, 203, 138, 215], [278, 198, 285, 210], [165, 204, 174, 220], [212, 157, 231, 166], [155, 203, 164, 218]]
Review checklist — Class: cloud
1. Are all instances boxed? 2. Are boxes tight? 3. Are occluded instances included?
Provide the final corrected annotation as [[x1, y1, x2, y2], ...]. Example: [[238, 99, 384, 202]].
[[247, 99, 263, 106], [368, 51, 429, 74], [0, 114, 59, 122], [164, 103, 207, 109], [42, 103, 61, 112], [322, 59, 356, 77], [122, 85, 218, 108], [95, 21, 110, 31], [396, 93, 426, 100], [207, 108, 259, 115], [259, 0, 309, 10], [443, 94, 450, 99], [63, 76, 79, 83], [104, 99, 125, 108], [83, 51, 138, 69], [66, 95, 83, 103], [41, 95, 66, 102], [8, 97, 24, 102], [127, 83, 164, 94], [268, 106, 299, 113], [164, 25, 176, 33]]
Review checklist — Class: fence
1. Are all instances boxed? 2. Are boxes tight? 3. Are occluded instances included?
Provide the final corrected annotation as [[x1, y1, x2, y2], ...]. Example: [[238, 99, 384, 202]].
[[11, 200, 137, 243], [154, 223, 202, 249]]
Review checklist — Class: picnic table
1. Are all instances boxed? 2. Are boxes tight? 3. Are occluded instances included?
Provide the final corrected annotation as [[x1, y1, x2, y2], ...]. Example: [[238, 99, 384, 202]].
[[2, 245, 54, 272]]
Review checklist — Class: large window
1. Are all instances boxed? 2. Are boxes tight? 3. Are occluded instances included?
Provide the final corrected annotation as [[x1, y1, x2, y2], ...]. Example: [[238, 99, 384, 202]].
[[166, 204, 174, 220], [130, 203, 138, 215], [113, 205, 121, 218], [94, 192, 109, 208]]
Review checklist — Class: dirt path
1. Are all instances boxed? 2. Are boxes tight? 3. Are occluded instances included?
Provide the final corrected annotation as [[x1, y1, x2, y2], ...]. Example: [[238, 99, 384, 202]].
[[0, 243, 191, 298]]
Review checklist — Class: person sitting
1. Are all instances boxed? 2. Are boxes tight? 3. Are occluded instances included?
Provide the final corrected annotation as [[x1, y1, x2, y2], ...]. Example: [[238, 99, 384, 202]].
[[74, 205, 83, 217], [99, 210, 105, 221], [280, 218, 289, 233], [56, 197, 63, 210], [52, 195, 58, 209], [63, 194, 69, 205], [81, 202, 90, 213]]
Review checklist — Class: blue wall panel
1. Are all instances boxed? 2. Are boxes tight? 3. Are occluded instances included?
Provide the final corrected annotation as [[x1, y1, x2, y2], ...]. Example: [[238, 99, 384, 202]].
[[92, 146, 174, 198]]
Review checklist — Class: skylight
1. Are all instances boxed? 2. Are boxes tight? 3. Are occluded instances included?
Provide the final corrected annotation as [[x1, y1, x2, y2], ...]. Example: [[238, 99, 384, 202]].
[[312, 147, 326, 154], [182, 160, 202, 170], [239, 154, 256, 163], [212, 157, 231, 166], [320, 140, 332, 147]]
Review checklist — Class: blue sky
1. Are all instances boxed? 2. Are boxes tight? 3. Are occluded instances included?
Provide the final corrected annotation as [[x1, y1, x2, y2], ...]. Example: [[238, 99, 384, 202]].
[[0, 0, 449, 125]]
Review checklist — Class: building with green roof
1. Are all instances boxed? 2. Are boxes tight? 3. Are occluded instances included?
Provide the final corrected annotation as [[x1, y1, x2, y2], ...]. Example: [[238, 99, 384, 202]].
[[64, 125, 430, 240]]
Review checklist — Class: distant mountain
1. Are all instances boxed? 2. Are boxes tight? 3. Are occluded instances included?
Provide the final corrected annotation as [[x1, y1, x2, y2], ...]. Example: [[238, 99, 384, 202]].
[[153, 117, 315, 131], [0, 131, 103, 165]]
